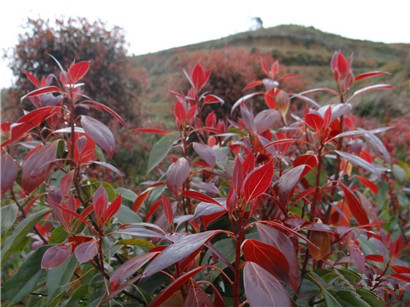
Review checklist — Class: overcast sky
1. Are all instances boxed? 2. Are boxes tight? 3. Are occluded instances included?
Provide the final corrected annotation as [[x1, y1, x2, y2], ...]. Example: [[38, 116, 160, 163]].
[[1, 0, 409, 88]]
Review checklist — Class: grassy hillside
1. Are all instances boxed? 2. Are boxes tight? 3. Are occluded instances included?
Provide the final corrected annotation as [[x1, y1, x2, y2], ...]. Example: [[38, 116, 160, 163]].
[[134, 24, 409, 121]]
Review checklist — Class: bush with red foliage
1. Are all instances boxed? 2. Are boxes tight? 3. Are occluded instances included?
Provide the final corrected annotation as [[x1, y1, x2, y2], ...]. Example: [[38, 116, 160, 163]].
[[1, 49, 409, 307], [3, 17, 147, 124], [169, 48, 305, 121]]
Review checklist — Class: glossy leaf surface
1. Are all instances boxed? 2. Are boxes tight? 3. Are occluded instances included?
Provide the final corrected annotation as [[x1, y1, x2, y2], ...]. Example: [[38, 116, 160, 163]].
[[243, 262, 291, 307]]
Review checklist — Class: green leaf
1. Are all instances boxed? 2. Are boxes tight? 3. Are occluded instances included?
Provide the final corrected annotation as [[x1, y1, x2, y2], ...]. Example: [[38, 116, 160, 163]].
[[329, 290, 371, 307], [228, 127, 248, 136], [85, 178, 117, 201], [102, 181, 117, 201], [2, 246, 48, 306], [46, 254, 78, 298], [88, 273, 106, 307], [1, 208, 51, 266], [305, 168, 328, 187], [1, 203, 18, 234], [115, 187, 138, 202], [67, 284, 89, 306], [356, 288, 385, 307], [314, 268, 338, 284], [116, 238, 155, 251], [308, 272, 342, 307], [200, 238, 235, 283], [337, 268, 361, 284], [115, 204, 142, 224], [392, 164, 407, 183], [48, 226, 70, 244], [147, 134, 176, 174]]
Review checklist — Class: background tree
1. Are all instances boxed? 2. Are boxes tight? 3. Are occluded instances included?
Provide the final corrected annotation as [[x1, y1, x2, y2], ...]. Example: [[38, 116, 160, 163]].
[[251, 17, 263, 30], [3, 17, 147, 124], [169, 48, 305, 121]]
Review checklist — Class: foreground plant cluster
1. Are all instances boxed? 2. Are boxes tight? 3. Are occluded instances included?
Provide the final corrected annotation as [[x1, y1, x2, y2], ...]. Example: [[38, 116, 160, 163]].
[[1, 51, 409, 307]]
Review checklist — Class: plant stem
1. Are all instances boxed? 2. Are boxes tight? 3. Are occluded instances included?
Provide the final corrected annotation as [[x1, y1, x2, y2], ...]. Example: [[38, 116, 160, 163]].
[[311, 145, 323, 221], [233, 209, 244, 307], [10, 188, 48, 244]]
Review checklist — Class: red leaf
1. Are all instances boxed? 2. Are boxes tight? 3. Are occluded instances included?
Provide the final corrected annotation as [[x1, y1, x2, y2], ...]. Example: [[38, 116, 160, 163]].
[[162, 193, 173, 228], [348, 240, 365, 273], [82, 100, 126, 127], [323, 105, 332, 127], [145, 199, 162, 221], [81, 115, 115, 158], [193, 142, 216, 168], [254, 109, 281, 133], [117, 227, 165, 239], [389, 273, 410, 283], [41, 243, 72, 269], [242, 162, 273, 202], [187, 104, 197, 122], [133, 188, 153, 212], [110, 252, 159, 291], [256, 223, 299, 291], [278, 165, 305, 207], [166, 157, 190, 195], [24, 194, 42, 215], [357, 175, 378, 195], [293, 154, 318, 175], [1, 106, 63, 148], [73, 133, 96, 164], [243, 239, 289, 283], [180, 190, 221, 206], [391, 265, 410, 274], [133, 128, 171, 135], [1, 153, 18, 194], [305, 113, 324, 131], [1, 122, 11, 133], [142, 231, 219, 277], [21, 141, 58, 194], [20, 86, 62, 101], [232, 156, 244, 193], [243, 80, 264, 91], [193, 201, 227, 220], [104, 194, 122, 223], [278, 73, 300, 80], [365, 254, 384, 263], [60, 170, 74, 196], [251, 221, 319, 250], [339, 182, 369, 225], [68, 61, 89, 83], [74, 239, 98, 264], [264, 138, 306, 151], [148, 265, 214, 307], [24, 71, 40, 88], [264, 88, 276, 109], [354, 71, 390, 82], [348, 84, 394, 102], [357, 191, 378, 224], [203, 94, 224, 105], [191, 63, 210, 92], [337, 51, 348, 75], [243, 262, 291, 307], [93, 184, 108, 222], [185, 282, 214, 306], [174, 99, 186, 124], [259, 57, 270, 77]]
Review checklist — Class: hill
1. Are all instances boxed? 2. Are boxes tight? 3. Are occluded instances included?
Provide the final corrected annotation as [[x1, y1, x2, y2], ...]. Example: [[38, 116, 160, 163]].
[[134, 24, 409, 120]]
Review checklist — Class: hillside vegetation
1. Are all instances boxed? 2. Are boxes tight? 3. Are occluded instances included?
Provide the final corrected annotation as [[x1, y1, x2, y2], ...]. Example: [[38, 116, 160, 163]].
[[134, 24, 409, 121]]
